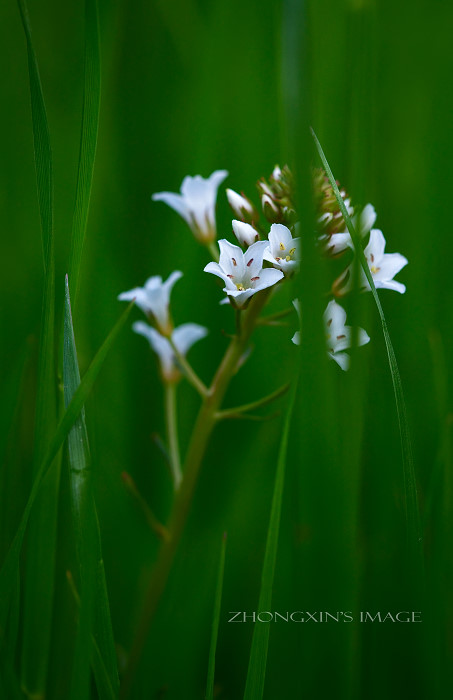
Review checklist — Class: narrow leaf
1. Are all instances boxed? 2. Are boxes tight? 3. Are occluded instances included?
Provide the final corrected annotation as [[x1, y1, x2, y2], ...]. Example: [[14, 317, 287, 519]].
[[311, 129, 422, 572], [15, 1, 59, 693], [0, 300, 134, 636], [64, 276, 119, 700], [243, 381, 298, 699], [68, 0, 101, 305], [205, 533, 227, 700]]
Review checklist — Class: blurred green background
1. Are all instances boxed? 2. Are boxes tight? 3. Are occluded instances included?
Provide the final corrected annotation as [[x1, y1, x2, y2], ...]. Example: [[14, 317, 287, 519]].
[[1, 0, 452, 697]]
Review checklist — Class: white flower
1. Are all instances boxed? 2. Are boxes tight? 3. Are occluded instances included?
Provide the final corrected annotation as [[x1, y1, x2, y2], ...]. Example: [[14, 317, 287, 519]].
[[132, 321, 208, 382], [325, 203, 376, 255], [226, 189, 258, 223], [204, 239, 283, 308], [118, 271, 182, 336], [324, 300, 370, 371], [291, 299, 370, 371], [232, 220, 259, 247], [334, 229, 408, 295], [152, 170, 228, 243], [263, 223, 300, 275]]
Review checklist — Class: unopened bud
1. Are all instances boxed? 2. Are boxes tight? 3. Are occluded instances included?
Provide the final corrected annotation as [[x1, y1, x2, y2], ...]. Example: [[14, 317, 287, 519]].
[[226, 189, 258, 223], [262, 194, 282, 223], [232, 220, 259, 247]]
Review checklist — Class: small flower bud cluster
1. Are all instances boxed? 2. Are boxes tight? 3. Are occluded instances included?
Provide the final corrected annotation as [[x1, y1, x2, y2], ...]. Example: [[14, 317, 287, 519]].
[[313, 167, 353, 238], [257, 165, 296, 226]]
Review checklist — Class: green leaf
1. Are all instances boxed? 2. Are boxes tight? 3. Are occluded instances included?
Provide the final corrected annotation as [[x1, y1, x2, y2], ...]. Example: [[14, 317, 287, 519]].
[[205, 533, 227, 700], [64, 276, 119, 700], [311, 128, 422, 575], [0, 299, 134, 641], [15, 1, 59, 694], [243, 381, 298, 700], [68, 0, 101, 306]]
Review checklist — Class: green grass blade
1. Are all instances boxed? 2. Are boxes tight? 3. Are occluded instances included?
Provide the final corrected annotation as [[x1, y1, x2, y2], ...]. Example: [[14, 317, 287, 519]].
[[0, 300, 134, 636], [205, 533, 227, 700], [64, 275, 119, 700], [15, 1, 59, 694], [66, 572, 118, 700], [243, 381, 298, 700], [68, 0, 101, 305], [16, 0, 53, 268], [311, 129, 423, 574]]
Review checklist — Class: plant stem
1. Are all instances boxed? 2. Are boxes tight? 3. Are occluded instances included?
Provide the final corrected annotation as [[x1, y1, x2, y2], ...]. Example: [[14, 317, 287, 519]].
[[215, 382, 290, 420], [165, 383, 182, 490], [168, 337, 208, 397], [120, 289, 272, 698]]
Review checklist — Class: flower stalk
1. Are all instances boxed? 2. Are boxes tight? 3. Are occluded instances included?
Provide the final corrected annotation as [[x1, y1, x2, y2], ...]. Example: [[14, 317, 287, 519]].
[[164, 383, 182, 490], [120, 288, 272, 698]]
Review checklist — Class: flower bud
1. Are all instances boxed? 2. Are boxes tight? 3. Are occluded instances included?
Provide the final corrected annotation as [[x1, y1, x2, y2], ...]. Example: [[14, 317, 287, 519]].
[[232, 220, 259, 247], [226, 189, 258, 223], [261, 194, 282, 223]]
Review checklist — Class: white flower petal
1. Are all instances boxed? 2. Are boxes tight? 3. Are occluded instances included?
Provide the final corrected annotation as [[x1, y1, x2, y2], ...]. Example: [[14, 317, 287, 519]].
[[132, 321, 174, 375], [244, 240, 269, 278], [153, 170, 227, 242], [268, 223, 294, 254], [374, 279, 406, 294], [373, 252, 408, 282], [151, 192, 190, 225], [359, 204, 376, 234], [365, 229, 387, 262], [329, 351, 350, 371], [232, 220, 258, 247], [172, 323, 208, 355]]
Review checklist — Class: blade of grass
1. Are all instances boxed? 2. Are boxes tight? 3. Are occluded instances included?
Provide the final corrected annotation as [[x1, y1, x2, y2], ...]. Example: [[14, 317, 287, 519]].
[[205, 532, 227, 700], [66, 572, 117, 700], [68, 0, 101, 306], [64, 275, 119, 700], [15, 1, 59, 694], [311, 129, 423, 577], [0, 300, 134, 636], [243, 380, 298, 700]]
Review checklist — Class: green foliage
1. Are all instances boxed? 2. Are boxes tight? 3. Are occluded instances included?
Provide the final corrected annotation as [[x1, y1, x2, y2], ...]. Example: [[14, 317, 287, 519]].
[[1, 0, 452, 698]]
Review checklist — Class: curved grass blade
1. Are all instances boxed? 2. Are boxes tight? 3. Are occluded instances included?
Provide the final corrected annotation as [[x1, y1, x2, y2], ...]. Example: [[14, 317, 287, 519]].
[[311, 129, 422, 575], [64, 276, 119, 700], [15, 1, 59, 693], [243, 381, 298, 700], [205, 533, 227, 700], [68, 0, 101, 305], [0, 299, 134, 637]]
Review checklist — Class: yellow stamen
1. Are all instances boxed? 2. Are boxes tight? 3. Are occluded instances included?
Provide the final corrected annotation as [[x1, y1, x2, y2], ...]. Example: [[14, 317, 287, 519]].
[[279, 242, 285, 251]]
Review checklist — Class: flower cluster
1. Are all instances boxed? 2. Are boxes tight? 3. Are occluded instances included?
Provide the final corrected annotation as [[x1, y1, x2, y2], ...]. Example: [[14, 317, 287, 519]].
[[120, 164, 408, 376]]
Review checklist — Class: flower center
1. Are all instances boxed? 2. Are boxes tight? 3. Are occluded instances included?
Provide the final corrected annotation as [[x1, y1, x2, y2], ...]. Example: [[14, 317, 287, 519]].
[[370, 265, 380, 274]]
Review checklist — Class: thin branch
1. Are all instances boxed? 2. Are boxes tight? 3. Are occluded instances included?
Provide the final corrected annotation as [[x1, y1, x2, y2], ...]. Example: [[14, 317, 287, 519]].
[[215, 383, 290, 420]]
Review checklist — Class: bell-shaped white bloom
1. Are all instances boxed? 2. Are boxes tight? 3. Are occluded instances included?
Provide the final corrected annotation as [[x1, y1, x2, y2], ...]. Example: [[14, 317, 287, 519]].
[[324, 300, 370, 371], [204, 239, 283, 308], [232, 220, 259, 247], [334, 229, 408, 295], [132, 321, 208, 382], [118, 271, 182, 336], [326, 203, 376, 255], [263, 223, 300, 275], [152, 170, 228, 243], [226, 189, 258, 223]]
